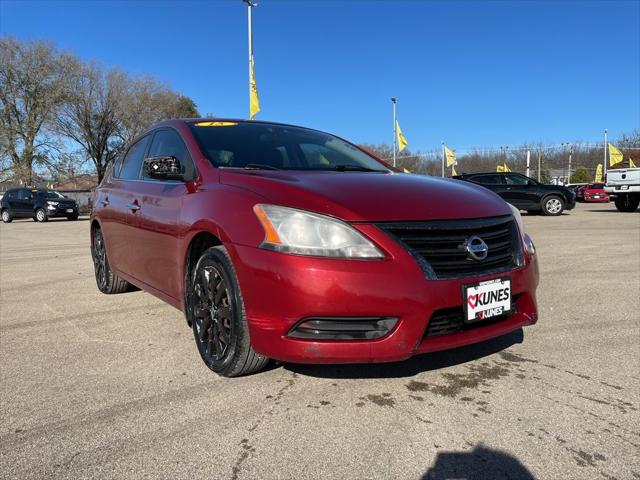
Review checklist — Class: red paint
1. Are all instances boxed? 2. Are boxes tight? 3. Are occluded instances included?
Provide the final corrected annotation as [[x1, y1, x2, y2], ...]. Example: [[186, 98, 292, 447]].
[[92, 119, 539, 364], [583, 183, 610, 203]]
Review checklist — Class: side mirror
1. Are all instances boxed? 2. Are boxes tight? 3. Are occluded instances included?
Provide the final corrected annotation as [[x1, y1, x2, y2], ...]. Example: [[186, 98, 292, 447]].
[[143, 156, 184, 181]]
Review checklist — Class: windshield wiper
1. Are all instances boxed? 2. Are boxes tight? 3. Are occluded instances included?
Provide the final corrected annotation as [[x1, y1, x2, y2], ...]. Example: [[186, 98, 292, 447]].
[[332, 164, 382, 172], [243, 163, 280, 170]]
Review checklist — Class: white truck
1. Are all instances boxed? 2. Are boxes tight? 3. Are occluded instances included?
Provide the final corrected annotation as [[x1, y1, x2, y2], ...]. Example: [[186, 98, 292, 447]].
[[604, 167, 640, 212]]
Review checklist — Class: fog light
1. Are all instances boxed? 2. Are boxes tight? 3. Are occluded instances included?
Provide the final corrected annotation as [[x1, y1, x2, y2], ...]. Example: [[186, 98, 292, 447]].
[[288, 317, 398, 340]]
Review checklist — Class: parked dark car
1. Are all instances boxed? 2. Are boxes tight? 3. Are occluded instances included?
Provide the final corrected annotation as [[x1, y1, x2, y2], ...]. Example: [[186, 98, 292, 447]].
[[1, 188, 79, 223], [90, 119, 539, 377], [454, 172, 576, 216]]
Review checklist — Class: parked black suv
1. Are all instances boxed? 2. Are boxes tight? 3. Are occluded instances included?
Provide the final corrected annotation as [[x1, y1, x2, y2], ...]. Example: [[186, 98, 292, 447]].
[[1, 188, 79, 223], [454, 172, 576, 216]]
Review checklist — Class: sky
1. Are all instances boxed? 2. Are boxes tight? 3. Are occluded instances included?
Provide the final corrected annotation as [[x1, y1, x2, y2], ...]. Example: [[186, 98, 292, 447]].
[[1, 0, 639, 153]]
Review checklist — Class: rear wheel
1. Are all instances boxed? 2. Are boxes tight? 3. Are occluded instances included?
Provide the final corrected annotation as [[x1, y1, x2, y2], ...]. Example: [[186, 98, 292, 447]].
[[188, 246, 269, 377], [91, 227, 130, 294], [35, 208, 48, 222], [542, 196, 564, 216], [614, 195, 640, 212], [1, 209, 12, 223]]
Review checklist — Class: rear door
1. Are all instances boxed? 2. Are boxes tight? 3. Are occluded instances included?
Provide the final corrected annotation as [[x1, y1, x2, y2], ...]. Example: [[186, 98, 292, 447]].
[[14, 189, 35, 217]]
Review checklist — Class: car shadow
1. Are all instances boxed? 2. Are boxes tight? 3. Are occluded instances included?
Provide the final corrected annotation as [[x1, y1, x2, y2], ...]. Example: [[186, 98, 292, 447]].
[[422, 444, 535, 480], [586, 209, 638, 213], [281, 328, 524, 379]]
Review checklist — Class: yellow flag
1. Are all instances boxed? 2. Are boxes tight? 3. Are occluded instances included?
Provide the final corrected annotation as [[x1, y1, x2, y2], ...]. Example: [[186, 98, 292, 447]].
[[249, 57, 260, 120], [444, 146, 456, 167], [396, 121, 408, 152], [594, 163, 603, 182], [451, 164, 457, 176], [403, 167, 411, 173], [630, 158, 637, 168], [497, 163, 511, 173], [608, 143, 623, 166]]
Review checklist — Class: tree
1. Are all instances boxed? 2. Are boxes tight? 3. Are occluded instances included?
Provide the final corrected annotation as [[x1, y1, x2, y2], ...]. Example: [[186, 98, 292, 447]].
[[55, 64, 127, 182], [570, 166, 590, 183], [0, 37, 74, 184]]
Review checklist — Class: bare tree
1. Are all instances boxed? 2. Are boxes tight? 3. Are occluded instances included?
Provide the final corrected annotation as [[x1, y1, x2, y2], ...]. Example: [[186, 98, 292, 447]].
[[55, 63, 127, 182], [0, 37, 73, 184]]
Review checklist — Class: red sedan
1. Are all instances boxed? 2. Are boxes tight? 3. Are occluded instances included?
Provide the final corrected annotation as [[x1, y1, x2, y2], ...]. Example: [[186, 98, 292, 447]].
[[90, 119, 539, 376], [583, 183, 610, 202]]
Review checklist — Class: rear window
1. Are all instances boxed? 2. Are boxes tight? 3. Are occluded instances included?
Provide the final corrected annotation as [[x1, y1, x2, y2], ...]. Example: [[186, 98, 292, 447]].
[[470, 174, 501, 185], [590, 183, 604, 189], [188, 122, 389, 172]]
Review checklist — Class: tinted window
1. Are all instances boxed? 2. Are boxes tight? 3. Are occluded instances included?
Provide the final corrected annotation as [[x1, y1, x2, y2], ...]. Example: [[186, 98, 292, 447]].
[[189, 122, 388, 172], [18, 189, 33, 200], [590, 183, 604, 189], [145, 129, 195, 181], [4, 190, 16, 200], [504, 174, 529, 186], [119, 135, 150, 180], [471, 174, 501, 185]]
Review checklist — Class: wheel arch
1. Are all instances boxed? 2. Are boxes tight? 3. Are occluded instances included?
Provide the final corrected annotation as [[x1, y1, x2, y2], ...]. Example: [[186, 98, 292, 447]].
[[182, 230, 224, 327]]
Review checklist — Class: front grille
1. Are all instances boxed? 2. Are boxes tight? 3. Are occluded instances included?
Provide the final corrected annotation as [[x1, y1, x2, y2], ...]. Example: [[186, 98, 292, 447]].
[[425, 301, 517, 337], [376, 215, 522, 279]]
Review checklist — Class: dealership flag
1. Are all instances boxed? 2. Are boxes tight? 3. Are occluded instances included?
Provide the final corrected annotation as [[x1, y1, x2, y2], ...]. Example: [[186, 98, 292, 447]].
[[451, 164, 457, 176], [629, 158, 637, 168], [249, 57, 260, 119], [396, 121, 408, 152], [609, 143, 623, 166], [595, 163, 603, 182], [444, 146, 456, 167], [496, 163, 511, 173]]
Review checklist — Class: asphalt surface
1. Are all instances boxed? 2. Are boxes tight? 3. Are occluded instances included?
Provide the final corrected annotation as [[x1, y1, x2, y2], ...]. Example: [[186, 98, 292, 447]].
[[1, 203, 639, 480]]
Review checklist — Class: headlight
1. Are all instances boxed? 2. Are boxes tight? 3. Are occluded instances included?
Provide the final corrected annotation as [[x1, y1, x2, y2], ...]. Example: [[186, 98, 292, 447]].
[[253, 204, 384, 259], [47, 201, 59, 206], [508, 204, 535, 255]]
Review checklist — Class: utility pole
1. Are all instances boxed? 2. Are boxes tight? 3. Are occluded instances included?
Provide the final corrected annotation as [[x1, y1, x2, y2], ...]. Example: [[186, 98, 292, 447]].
[[441, 142, 445, 178], [526, 149, 531, 178], [391, 97, 397, 167], [568, 144, 573, 184], [537, 150, 541, 182]]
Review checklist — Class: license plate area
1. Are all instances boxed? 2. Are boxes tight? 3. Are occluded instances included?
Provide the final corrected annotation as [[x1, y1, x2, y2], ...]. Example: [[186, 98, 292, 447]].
[[66, 209, 74, 212], [462, 278, 512, 323]]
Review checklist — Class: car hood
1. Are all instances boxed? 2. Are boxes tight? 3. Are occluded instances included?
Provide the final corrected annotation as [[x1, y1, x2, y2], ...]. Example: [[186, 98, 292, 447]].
[[219, 170, 511, 222]]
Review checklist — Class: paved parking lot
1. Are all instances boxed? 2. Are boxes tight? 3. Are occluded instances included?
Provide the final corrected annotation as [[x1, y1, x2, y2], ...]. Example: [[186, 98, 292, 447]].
[[1, 203, 639, 480]]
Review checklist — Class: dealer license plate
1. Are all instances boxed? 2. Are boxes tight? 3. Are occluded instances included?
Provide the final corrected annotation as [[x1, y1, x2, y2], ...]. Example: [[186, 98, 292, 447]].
[[618, 185, 629, 190], [66, 209, 74, 213], [463, 278, 512, 323]]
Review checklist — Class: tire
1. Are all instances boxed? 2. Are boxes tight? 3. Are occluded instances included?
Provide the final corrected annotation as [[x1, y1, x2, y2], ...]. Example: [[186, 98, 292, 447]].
[[67, 214, 79, 221], [91, 227, 130, 294], [188, 246, 269, 377], [614, 195, 640, 212], [541, 196, 564, 216], [35, 208, 48, 222], [1, 209, 12, 223]]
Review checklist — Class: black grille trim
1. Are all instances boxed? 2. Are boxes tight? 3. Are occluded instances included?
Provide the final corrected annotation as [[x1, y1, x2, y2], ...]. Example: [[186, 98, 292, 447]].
[[376, 215, 523, 280], [424, 299, 519, 338]]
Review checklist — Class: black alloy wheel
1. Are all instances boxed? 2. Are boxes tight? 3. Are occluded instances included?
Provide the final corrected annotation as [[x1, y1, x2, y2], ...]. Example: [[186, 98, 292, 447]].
[[91, 227, 130, 294], [189, 246, 268, 377]]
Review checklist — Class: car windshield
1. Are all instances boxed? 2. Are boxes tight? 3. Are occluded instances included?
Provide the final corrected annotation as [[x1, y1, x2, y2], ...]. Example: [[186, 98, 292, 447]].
[[189, 122, 389, 172], [37, 190, 66, 199]]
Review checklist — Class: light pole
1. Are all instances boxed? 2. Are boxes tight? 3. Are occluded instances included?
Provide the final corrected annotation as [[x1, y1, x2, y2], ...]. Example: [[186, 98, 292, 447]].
[[391, 97, 397, 167], [244, 0, 258, 119]]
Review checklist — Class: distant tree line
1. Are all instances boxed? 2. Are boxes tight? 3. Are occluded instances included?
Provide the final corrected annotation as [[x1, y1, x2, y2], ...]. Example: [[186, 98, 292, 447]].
[[0, 37, 199, 185], [361, 129, 640, 183]]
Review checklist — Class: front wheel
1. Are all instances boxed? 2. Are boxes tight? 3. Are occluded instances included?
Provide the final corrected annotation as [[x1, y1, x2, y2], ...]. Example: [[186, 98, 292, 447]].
[[614, 195, 640, 212], [542, 196, 565, 216], [1, 209, 12, 223], [188, 246, 269, 377], [35, 208, 48, 222]]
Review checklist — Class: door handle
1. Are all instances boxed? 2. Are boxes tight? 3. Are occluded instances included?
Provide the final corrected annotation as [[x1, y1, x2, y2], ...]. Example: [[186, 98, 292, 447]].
[[127, 202, 141, 211]]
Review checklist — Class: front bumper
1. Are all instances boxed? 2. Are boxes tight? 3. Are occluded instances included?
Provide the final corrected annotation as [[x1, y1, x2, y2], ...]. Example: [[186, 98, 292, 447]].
[[228, 225, 539, 364], [46, 204, 78, 217]]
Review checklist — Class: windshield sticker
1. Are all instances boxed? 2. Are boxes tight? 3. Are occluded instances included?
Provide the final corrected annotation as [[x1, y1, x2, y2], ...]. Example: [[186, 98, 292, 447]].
[[194, 121, 238, 127]]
